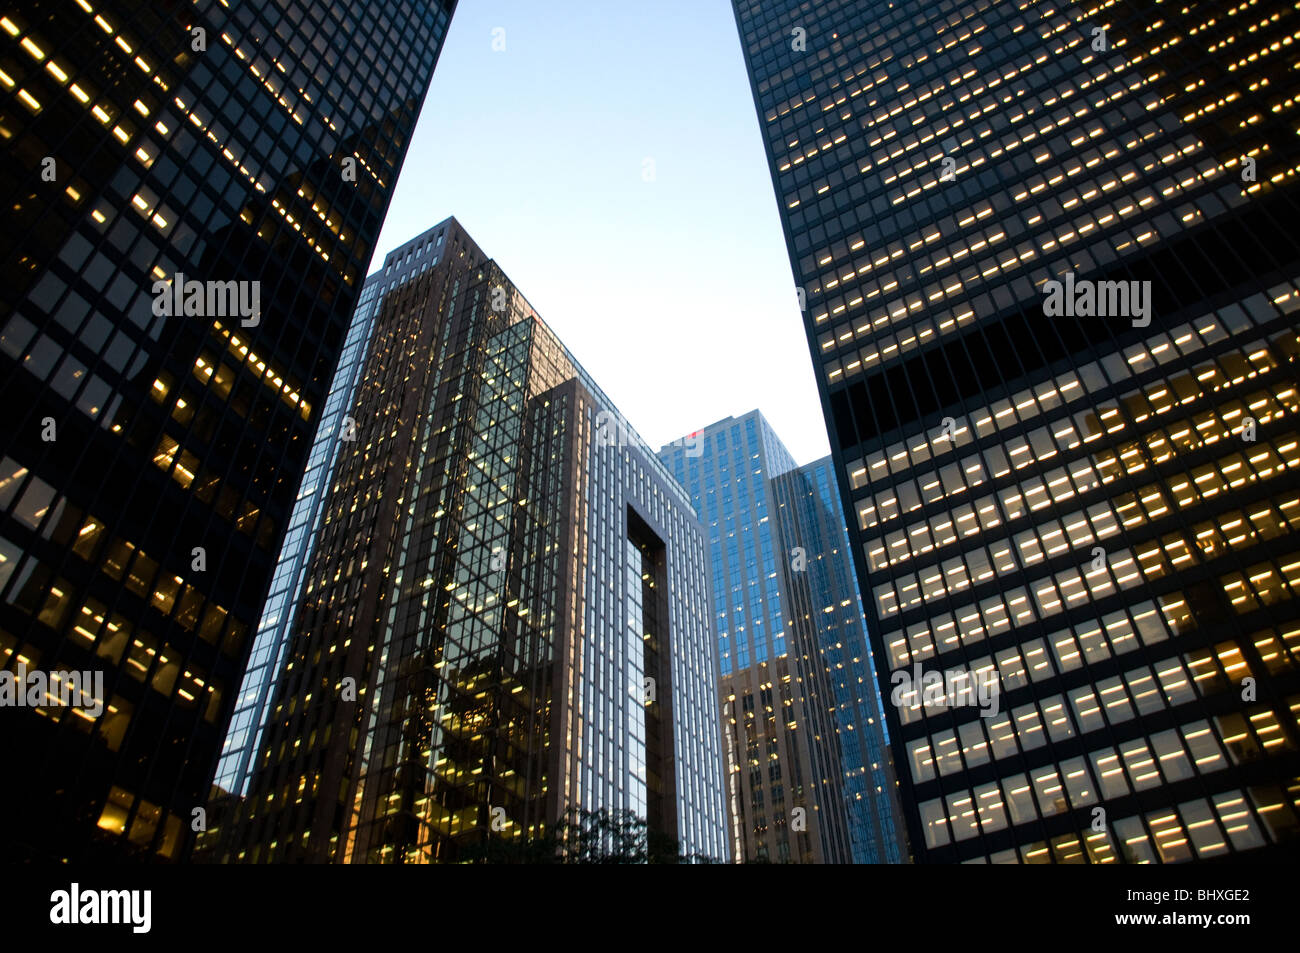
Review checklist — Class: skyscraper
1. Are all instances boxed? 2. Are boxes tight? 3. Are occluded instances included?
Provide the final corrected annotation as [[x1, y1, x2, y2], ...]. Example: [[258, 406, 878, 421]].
[[734, 0, 1300, 861], [776, 453, 909, 861], [660, 411, 904, 863], [209, 219, 729, 863], [0, 0, 458, 861], [210, 222, 447, 809]]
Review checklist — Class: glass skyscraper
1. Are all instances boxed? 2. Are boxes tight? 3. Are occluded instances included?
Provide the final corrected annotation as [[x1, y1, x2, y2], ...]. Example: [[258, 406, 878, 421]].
[[777, 453, 908, 861], [0, 0, 458, 861], [211, 223, 454, 805], [734, 0, 1300, 861], [208, 220, 728, 863], [660, 411, 904, 863]]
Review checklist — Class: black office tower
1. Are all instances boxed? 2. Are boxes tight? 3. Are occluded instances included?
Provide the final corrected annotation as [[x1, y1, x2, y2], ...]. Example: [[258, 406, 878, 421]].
[[734, 0, 1300, 861], [0, 0, 458, 861]]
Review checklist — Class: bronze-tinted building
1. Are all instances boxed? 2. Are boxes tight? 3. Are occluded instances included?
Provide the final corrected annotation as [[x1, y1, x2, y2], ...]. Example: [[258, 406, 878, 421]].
[[209, 220, 729, 863]]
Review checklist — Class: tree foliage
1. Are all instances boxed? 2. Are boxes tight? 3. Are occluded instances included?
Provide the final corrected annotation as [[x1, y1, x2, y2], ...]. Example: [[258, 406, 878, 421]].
[[461, 807, 719, 864]]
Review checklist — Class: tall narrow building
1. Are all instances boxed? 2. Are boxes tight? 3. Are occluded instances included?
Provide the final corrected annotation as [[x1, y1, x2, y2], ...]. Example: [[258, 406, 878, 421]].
[[0, 0, 459, 861], [775, 453, 909, 861], [733, 0, 1300, 861], [659, 411, 905, 863], [209, 220, 729, 863], [211, 221, 452, 807]]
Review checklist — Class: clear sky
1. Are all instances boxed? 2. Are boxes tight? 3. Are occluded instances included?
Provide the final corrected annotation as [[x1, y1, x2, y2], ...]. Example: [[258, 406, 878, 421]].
[[370, 0, 832, 465]]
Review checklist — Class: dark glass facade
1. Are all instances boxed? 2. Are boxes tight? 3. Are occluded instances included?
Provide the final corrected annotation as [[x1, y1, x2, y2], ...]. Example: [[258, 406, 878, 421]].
[[734, 0, 1300, 861], [208, 220, 728, 863], [0, 0, 457, 861], [660, 412, 905, 862]]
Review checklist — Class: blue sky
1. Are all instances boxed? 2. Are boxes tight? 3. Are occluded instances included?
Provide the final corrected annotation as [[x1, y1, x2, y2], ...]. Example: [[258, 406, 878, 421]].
[[370, 0, 831, 465]]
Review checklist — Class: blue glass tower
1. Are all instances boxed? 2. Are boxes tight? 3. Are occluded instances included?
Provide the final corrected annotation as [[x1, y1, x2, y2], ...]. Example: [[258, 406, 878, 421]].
[[660, 411, 904, 862], [778, 455, 907, 862]]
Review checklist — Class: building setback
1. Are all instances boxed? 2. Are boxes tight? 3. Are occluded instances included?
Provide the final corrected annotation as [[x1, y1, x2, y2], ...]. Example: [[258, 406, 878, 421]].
[[209, 220, 728, 863], [0, 0, 458, 861], [660, 411, 905, 863], [734, 0, 1300, 861]]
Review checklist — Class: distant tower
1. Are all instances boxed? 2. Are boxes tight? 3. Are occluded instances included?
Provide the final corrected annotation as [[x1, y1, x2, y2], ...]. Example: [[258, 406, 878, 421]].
[[661, 411, 906, 862]]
